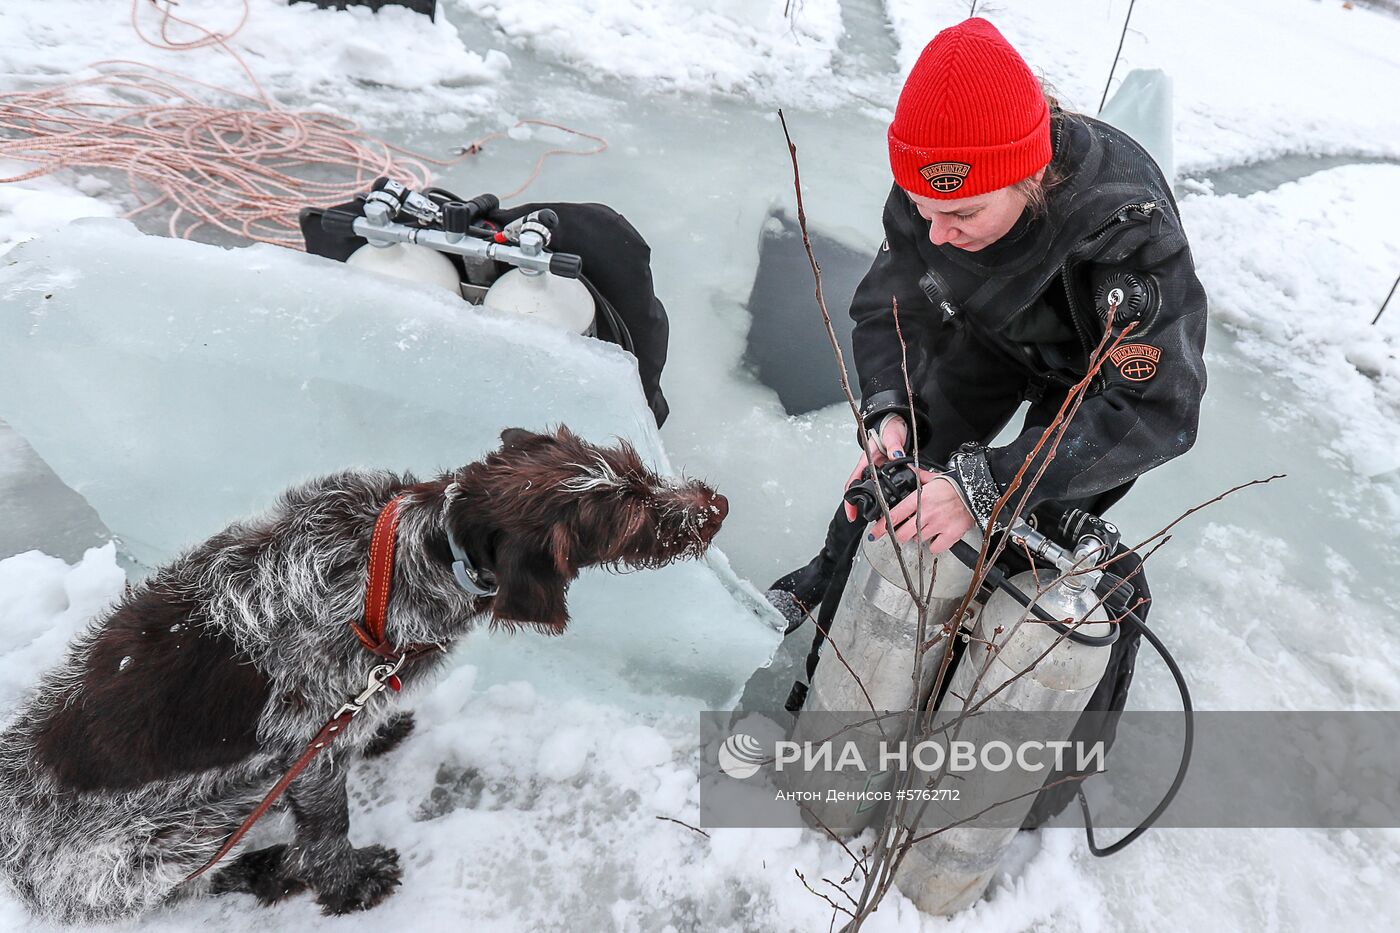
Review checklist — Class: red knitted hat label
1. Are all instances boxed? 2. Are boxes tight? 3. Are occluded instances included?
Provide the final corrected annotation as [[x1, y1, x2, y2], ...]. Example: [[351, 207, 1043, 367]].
[[918, 161, 972, 193]]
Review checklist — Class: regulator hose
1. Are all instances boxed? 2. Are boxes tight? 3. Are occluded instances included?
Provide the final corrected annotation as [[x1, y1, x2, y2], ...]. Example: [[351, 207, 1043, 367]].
[[947, 539, 1118, 648], [1076, 603, 1194, 857], [944, 539, 1193, 857], [579, 273, 635, 354]]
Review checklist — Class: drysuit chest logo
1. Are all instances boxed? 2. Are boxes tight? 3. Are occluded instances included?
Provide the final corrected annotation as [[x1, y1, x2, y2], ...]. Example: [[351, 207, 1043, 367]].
[[1109, 343, 1161, 381], [919, 161, 971, 193]]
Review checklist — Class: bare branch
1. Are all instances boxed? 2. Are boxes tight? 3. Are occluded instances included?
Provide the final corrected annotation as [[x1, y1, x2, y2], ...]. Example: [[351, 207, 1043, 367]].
[[654, 815, 710, 838], [795, 868, 855, 919]]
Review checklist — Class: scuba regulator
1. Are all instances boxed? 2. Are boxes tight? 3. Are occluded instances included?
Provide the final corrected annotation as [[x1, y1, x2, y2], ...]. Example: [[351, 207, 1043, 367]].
[[300, 178, 638, 353], [843, 455, 1132, 639], [316, 178, 584, 281]]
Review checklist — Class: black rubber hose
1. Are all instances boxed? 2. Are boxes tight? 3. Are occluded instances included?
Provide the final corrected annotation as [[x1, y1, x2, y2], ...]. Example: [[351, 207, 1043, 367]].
[[945, 537, 1192, 854], [947, 539, 1118, 648], [801, 529, 863, 680], [1077, 604, 1194, 856], [580, 273, 635, 354]]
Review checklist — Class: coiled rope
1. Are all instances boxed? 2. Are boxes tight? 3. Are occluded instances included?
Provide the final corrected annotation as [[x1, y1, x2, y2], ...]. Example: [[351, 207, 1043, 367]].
[[0, 0, 606, 246]]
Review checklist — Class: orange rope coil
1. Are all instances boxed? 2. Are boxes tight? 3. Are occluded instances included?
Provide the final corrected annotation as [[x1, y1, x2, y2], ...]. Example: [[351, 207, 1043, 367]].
[[0, 0, 607, 246]]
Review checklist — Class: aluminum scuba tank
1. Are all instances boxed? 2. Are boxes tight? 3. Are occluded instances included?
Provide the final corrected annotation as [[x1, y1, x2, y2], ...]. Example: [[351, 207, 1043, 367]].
[[781, 528, 980, 835], [345, 241, 462, 294], [894, 559, 1114, 915], [483, 267, 596, 336]]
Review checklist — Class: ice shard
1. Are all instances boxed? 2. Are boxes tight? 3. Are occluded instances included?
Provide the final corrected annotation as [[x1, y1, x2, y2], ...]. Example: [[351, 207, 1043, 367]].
[[1098, 68, 1176, 182], [0, 219, 779, 708]]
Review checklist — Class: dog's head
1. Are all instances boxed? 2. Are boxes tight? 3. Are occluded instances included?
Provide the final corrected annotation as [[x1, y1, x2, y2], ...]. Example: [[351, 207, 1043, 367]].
[[446, 426, 728, 634]]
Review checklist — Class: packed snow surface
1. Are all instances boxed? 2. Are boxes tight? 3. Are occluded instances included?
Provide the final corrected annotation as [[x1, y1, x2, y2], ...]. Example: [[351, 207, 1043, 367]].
[[2, 0, 1399, 930], [447, 0, 847, 105]]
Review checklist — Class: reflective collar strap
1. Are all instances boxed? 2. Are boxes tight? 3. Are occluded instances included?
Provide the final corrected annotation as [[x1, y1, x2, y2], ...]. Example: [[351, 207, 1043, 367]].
[[448, 526, 498, 597]]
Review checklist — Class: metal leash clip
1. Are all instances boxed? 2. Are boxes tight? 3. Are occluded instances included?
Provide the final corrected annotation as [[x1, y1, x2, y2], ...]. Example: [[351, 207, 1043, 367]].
[[334, 653, 408, 719]]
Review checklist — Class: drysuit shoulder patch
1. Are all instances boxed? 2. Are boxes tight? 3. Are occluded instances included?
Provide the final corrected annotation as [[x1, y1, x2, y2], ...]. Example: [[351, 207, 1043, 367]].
[[1109, 343, 1161, 382]]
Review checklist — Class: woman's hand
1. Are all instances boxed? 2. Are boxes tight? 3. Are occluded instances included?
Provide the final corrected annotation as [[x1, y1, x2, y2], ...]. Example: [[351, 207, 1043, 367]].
[[843, 416, 910, 522], [868, 468, 973, 554]]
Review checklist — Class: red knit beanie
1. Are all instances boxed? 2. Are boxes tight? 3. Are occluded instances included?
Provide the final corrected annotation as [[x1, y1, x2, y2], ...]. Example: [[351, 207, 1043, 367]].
[[888, 18, 1051, 199]]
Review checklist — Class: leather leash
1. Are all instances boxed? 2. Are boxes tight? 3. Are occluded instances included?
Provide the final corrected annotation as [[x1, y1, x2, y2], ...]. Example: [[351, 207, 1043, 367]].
[[183, 496, 440, 884]]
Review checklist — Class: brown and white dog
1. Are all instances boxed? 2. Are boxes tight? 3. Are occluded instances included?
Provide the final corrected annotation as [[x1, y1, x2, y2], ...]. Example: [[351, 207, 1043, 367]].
[[0, 426, 727, 923]]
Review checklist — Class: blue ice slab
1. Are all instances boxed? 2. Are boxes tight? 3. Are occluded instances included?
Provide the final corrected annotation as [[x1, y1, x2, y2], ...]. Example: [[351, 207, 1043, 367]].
[[0, 219, 778, 709], [1099, 68, 1176, 182]]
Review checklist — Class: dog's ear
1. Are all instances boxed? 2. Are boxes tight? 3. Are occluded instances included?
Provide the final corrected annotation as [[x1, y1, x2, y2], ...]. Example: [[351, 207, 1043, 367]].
[[499, 427, 539, 449], [489, 539, 573, 634]]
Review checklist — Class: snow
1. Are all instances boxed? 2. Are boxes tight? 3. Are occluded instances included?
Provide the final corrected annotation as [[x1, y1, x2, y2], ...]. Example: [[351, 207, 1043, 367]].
[[0, 169, 116, 257], [0, 0, 505, 122], [446, 0, 848, 105], [1, 0, 1400, 929], [1183, 164, 1400, 479]]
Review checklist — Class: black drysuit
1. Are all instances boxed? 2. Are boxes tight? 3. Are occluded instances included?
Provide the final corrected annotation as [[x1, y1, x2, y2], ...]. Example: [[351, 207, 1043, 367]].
[[793, 113, 1207, 823], [852, 113, 1206, 510]]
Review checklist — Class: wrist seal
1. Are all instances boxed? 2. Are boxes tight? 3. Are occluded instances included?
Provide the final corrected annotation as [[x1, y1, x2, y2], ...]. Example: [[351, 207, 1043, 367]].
[[858, 389, 931, 450], [946, 442, 1006, 533]]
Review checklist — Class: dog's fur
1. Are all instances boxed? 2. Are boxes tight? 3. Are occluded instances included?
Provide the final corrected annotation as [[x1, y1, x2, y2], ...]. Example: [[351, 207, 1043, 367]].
[[0, 427, 727, 923]]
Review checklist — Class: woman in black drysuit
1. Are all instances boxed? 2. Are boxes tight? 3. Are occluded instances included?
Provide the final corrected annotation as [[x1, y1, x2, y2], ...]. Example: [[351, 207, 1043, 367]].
[[766, 18, 1207, 823]]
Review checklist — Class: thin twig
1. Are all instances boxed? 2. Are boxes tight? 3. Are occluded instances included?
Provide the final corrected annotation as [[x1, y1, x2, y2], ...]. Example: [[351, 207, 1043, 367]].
[[1373, 270, 1399, 325], [1097, 0, 1138, 114], [796, 869, 856, 919], [903, 771, 1103, 846], [778, 110, 862, 429], [797, 802, 869, 880], [1129, 474, 1284, 554], [654, 815, 710, 838], [823, 876, 860, 909], [779, 109, 930, 725]]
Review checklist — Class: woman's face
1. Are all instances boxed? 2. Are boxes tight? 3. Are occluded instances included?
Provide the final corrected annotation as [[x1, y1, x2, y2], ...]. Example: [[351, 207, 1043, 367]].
[[905, 171, 1041, 252]]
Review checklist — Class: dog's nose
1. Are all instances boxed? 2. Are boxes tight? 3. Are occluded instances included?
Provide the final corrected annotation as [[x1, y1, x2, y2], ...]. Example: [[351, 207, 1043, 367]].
[[711, 493, 729, 522]]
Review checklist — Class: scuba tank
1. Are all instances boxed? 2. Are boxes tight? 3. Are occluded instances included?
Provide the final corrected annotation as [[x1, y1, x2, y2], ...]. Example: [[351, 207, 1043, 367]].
[[307, 178, 589, 310], [483, 267, 595, 335], [894, 524, 1117, 915], [779, 526, 975, 833], [345, 242, 462, 294], [787, 456, 1190, 915], [342, 190, 594, 332], [480, 210, 596, 335]]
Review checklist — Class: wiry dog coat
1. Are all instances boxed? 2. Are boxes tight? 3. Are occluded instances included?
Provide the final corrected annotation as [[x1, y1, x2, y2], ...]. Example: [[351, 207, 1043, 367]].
[[0, 427, 727, 922]]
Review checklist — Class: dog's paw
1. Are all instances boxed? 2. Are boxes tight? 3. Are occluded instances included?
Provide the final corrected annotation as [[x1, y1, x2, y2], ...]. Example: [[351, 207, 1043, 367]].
[[209, 844, 308, 906], [313, 844, 402, 915], [363, 711, 416, 758]]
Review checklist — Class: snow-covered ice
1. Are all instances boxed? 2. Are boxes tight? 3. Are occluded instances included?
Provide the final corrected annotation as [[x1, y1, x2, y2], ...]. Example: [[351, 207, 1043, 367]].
[[1185, 163, 1400, 479], [447, 0, 848, 105], [0, 0, 506, 122], [1, 0, 1399, 929]]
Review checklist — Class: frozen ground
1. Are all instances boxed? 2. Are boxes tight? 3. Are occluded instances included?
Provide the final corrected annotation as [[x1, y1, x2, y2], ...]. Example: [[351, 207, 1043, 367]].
[[2, 0, 1399, 930]]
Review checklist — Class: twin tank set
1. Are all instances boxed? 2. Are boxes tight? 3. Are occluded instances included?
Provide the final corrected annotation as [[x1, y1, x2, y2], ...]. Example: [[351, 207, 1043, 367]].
[[785, 458, 1129, 914]]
